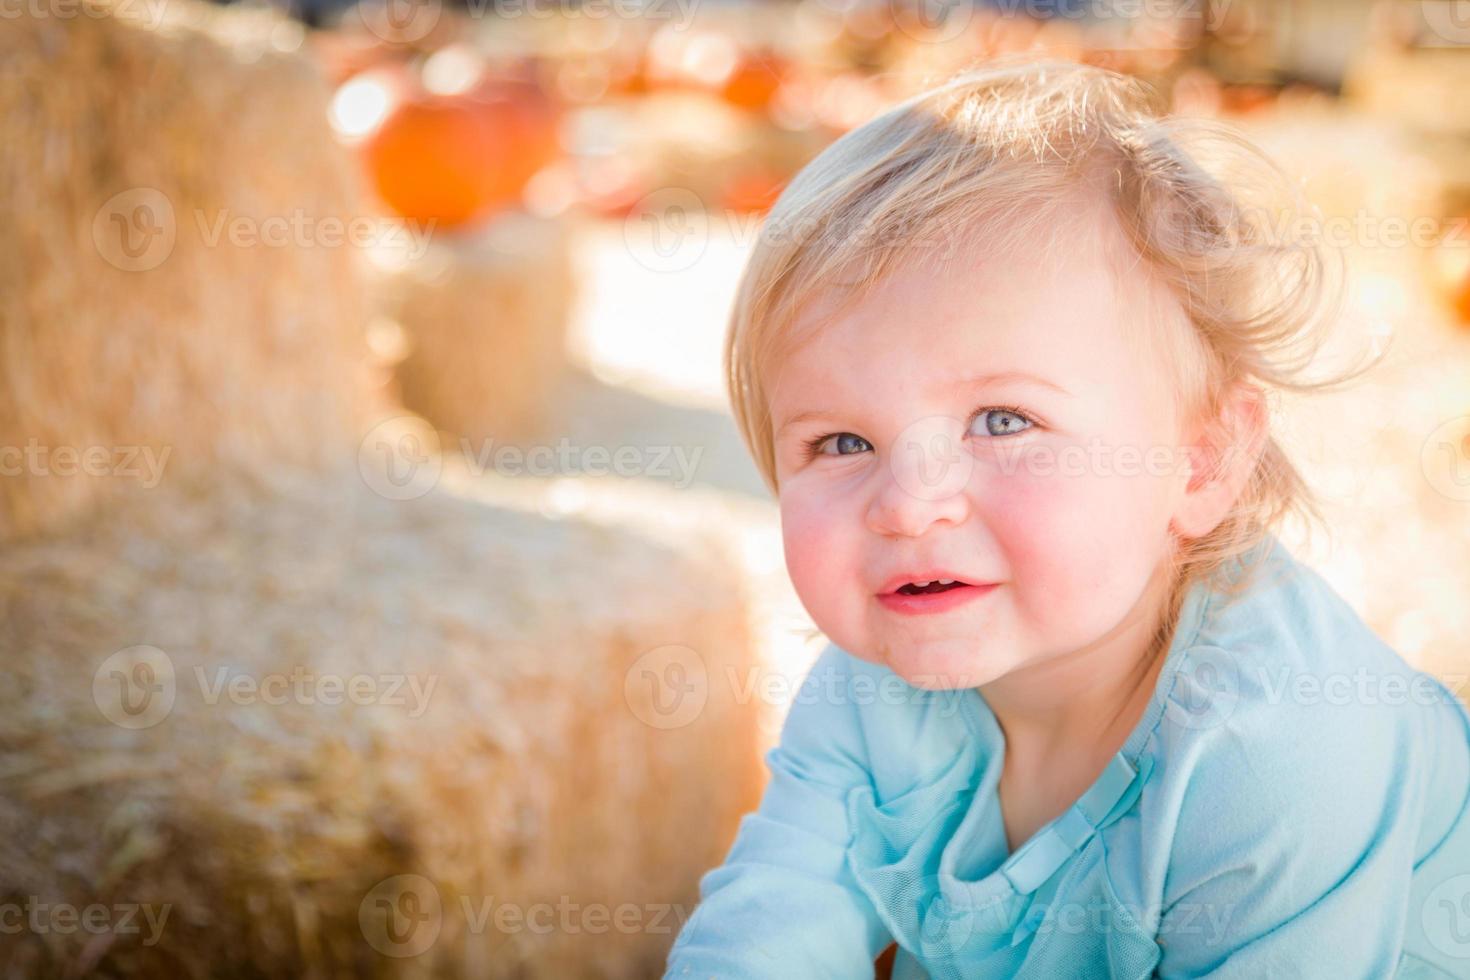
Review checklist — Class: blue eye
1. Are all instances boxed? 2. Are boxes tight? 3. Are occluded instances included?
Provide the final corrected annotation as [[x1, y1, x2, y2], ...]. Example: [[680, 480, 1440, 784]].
[[805, 432, 872, 459], [972, 408, 1033, 437]]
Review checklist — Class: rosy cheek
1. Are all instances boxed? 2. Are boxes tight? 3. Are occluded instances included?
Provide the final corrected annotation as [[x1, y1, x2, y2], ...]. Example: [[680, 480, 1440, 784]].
[[779, 494, 843, 595], [974, 464, 1075, 552], [983, 451, 1172, 606]]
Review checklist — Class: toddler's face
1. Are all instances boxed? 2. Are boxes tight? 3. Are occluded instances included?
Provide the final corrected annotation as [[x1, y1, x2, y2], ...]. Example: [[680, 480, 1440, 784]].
[[767, 217, 1199, 690]]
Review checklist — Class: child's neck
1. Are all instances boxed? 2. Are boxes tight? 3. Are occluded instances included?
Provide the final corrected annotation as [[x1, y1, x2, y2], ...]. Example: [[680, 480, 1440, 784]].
[[981, 560, 1182, 771]]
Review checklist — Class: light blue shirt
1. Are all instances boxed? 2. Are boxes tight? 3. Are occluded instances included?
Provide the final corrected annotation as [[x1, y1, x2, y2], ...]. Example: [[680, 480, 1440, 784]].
[[665, 534, 1470, 978]]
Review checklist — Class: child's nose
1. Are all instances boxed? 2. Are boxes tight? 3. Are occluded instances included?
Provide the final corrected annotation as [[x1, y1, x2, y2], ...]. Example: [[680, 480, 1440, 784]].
[[864, 422, 973, 537]]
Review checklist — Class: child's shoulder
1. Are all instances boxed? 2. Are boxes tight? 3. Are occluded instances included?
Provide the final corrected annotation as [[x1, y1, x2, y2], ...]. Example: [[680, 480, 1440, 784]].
[[1144, 535, 1469, 872], [1139, 542, 1470, 975], [1156, 533, 1459, 758]]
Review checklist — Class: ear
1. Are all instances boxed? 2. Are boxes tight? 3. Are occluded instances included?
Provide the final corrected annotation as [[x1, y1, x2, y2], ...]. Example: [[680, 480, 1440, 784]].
[[1170, 382, 1269, 541]]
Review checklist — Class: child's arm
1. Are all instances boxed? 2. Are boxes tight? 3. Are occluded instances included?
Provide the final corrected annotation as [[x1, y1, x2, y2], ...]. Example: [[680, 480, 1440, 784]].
[[664, 645, 893, 979]]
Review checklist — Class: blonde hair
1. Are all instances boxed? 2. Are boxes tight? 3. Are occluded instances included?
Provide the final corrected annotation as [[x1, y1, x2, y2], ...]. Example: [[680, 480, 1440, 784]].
[[724, 56, 1377, 603]]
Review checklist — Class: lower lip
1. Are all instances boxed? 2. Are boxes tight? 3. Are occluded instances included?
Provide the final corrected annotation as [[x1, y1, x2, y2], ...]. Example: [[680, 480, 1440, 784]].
[[876, 583, 997, 616]]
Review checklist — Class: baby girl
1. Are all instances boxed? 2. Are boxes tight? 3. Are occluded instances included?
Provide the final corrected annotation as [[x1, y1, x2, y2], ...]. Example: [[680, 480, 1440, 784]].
[[663, 59, 1470, 978]]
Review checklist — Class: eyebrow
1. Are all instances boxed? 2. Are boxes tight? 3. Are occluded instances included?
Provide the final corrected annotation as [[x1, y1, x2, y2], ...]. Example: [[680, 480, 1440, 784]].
[[774, 409, 840, 439], [773, 371, 1069, 439], [950, 370, 1071, 397]]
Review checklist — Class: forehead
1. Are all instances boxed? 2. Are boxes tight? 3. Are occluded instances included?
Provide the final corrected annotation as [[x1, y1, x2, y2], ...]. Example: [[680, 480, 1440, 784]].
[[767, 206, 1154, 408]]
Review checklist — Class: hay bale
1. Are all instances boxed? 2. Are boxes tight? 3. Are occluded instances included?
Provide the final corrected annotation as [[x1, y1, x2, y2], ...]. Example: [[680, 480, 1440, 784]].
[[369, 213, 575, 445], [0, 4, 767, 976], [0, 450, 764, 978], [0, 0, 379, 542]]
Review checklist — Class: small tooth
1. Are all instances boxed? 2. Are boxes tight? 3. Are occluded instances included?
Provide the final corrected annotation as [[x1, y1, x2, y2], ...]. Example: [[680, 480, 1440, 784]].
[[936, 578, 955, 585], [913, 580, 932, 587]]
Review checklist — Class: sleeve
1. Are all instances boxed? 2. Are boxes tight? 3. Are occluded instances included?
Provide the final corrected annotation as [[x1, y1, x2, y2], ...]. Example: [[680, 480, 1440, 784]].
[[664, 644, 893, 979], [1153, 685, 1425, 979]]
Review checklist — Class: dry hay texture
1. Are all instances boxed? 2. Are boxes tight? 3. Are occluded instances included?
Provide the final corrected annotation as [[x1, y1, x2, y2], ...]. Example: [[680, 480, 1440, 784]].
[[0, 0, 374, 540], [372, 213, 575, 445], [0, 469, 763, 979], [0, 2, 765, 976]]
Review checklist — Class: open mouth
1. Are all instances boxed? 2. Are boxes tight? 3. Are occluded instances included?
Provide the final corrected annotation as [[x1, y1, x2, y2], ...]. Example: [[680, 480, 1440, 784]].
[[894, 580, 969, 596], [877, 577, 993, 616]]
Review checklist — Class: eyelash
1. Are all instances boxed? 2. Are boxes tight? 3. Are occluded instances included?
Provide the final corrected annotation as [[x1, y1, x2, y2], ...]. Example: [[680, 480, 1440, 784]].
[[799, 404, 1037, 462]]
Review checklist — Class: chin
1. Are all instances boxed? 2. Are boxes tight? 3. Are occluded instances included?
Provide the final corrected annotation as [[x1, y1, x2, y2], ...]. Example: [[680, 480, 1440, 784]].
[[878, 638, 1006, 691]]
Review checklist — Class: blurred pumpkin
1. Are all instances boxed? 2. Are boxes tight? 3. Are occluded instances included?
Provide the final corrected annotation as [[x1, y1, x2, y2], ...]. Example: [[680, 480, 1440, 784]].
[[644, 26, 791, 113], [720, 167, 786, 215], [1422, 212, 1470, 328], [1219, 83, 1278, 115], [721, 50, 788, 112], [1455, 267, 1470, 327], [360, 74, 560, 229]]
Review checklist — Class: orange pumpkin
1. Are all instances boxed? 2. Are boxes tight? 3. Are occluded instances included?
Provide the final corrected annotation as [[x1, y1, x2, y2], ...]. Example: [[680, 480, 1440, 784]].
[[721, 51, 787, 112], [1455, 266, 1470, 327], [720, 168, 786, 215], [361, 78, 559, 229]]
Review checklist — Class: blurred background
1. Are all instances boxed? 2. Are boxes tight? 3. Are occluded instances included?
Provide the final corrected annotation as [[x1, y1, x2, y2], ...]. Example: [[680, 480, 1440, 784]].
[[2, 0, 1469, 975]]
